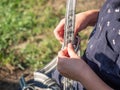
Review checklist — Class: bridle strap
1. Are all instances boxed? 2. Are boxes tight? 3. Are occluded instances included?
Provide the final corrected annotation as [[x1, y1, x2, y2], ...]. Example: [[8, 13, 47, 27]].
[[63, 0, 78, 90], [63, 0, 76, 48]]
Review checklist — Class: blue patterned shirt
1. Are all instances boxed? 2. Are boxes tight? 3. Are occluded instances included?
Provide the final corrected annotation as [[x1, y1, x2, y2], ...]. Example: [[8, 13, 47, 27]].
[[83, 0, 120, 89]]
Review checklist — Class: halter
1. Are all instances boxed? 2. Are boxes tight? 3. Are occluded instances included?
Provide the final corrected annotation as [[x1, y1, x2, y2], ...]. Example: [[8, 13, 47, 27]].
[[63, 0, 80, 89]]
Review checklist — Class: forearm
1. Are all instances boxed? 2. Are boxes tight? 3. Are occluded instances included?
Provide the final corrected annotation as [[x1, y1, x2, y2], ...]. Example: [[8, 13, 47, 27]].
[[84, 9, 99, 26], [78, 59, 113, 90], [75, 10, 99, 33]]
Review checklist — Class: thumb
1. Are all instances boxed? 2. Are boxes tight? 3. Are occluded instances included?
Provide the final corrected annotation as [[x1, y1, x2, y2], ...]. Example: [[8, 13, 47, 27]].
[[68, 43, 78, 58]]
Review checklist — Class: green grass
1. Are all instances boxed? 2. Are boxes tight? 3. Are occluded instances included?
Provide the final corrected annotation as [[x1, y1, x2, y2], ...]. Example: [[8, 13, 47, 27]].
[[0, 0, 104, 71], [0, 0, 61, 70]]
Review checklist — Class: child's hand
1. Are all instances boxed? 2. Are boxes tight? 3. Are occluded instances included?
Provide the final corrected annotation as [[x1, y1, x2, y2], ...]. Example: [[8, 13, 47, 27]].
[[57, 43, 81, 80]]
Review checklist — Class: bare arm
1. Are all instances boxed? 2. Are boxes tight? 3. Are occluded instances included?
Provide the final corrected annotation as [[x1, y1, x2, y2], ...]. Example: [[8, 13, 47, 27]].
[[75, 10, 99, 32], [54, 10, 99, 43], [57, 43, 113, 90]]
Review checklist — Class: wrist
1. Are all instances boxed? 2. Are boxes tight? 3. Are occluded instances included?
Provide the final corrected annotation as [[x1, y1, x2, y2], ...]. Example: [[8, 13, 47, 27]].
[[77, 59, 113, 90]]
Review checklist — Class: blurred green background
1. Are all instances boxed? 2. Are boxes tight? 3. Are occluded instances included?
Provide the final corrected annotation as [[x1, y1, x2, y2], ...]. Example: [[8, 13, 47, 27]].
[[0, 0, 104, 72]]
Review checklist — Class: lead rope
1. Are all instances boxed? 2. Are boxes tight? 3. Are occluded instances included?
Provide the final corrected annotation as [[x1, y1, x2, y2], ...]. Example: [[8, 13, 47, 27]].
[[63, 0, 80, 90], [63, 0, 75, 89]]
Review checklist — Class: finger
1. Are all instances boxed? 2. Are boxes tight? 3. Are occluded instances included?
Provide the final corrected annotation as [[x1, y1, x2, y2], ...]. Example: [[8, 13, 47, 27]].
[[54, 19, 65, 43], [68, 43, 78, 58], [58, 50, 67, 58], [63, 47, 70, 57]]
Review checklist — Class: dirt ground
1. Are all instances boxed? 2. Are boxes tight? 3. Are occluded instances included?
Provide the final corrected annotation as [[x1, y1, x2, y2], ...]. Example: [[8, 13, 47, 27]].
[[0, 67, 33, 90]]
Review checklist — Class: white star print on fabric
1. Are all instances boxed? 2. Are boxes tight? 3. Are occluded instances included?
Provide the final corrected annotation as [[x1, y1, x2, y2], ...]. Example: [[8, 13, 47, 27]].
[[107, 21, 110, 27], [112, 39, 116, 45], [113, 28, 115, 31], [118, 30, 120, 35], [90, 44, 93, 49], [107, 9, 111, 13], [115, 8, 119, 12]]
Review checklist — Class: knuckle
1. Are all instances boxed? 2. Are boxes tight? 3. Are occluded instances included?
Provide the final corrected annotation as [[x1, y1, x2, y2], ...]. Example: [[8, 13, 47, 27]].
[[60, 18, 65, 23]]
